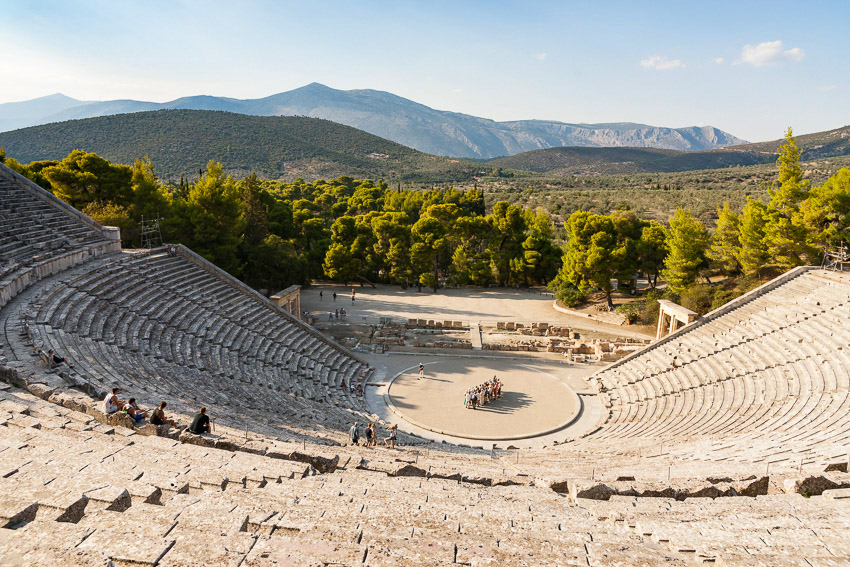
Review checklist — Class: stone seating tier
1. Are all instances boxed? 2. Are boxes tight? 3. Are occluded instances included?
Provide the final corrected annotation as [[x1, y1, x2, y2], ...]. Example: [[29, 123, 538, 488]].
[[582, 270, 850, 468], [9, 249, 375, 441], [1, 386, 849, 567]]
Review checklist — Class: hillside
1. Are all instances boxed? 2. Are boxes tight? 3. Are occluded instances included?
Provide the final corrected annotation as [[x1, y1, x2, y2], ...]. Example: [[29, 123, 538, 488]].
[[0, 83, 746, 158], [489, 125, 850, 175], [0, 110, 481, 182]]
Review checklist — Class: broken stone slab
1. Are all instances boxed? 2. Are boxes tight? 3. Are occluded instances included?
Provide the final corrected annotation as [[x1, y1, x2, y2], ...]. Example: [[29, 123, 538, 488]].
[[825, 462, 848, 473], [391, 464, 428, 478], [29, 491, 89, 523], [570, 481, 617, 501], [84, 486, 132, 512], [286, 451, 339, 474], [48, 389, 93, 414], [491, 477, 524, 487], [0, 399, 29, 414], [354, 458, 396, 475], [25, 383, 55, 400], [179, 430, 214, 448], [0, 496, 39, 528], [7, 412, 41, 429], [461, 474, 493, 486], [822, 488, 850, 499], [784, 475, 840, 497], [726, 476, 769, 497]]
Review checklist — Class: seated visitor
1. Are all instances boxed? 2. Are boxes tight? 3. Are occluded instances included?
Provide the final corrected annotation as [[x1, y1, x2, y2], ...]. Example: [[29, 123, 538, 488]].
[[48, 349, 74, 368], [150, 401, 177, 428], [123, 398, 148, 423], [189, 407, 211, 434], [102, 387, 125, 415]]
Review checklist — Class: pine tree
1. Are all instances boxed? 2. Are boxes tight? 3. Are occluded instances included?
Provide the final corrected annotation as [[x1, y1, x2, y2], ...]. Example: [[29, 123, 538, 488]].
[[662, 208, 710, 294], [708, 202, 741, 275], [764, 128, 813, 268], [737, 197, 770, 276]]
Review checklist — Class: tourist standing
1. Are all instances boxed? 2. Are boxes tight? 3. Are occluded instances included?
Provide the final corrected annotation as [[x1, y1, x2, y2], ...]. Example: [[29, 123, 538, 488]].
[[349, 422, 360, 445], [384, 424, 397, 448]]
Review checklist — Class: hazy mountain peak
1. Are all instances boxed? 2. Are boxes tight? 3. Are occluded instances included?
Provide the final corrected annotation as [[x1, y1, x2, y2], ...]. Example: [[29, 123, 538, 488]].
[[0, 85, 748, 158]]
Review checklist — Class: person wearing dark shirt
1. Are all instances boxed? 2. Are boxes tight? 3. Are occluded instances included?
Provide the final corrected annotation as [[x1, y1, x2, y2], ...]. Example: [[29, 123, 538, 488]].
[[150, 401, 177, 428], [48, 349, 74, 368], [190, 407, 211, 434]]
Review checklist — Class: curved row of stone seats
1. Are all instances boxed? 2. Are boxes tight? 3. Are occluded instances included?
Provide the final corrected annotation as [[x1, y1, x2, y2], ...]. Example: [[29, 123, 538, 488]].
[[1, 387, 849, 567], [0, 163, 120, 310], [15, 246, 377, 441], [584, 268, 850, 467]]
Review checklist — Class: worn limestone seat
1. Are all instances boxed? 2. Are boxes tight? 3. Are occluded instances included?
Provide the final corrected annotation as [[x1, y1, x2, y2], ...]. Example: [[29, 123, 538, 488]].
[[583, 269, 850, 468], [1, 386, 849, 567]]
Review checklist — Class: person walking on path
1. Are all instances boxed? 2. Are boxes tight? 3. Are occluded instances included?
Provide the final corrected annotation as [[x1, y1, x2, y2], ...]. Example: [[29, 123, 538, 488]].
[[384, 424, 398, 448], [364, 423, 374, 447], [418, 363, 425, 379], [349, 422, 360, 445], [333, 292, 337, 302], [319, 290, 323, 301]]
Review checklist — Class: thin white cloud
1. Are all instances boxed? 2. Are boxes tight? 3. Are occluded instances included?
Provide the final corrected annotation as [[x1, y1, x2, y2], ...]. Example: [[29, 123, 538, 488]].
[[738, 40, 805, 67], [449, 88, 464, 94], [817, 85, 837, 92], [640, 55, 685, 71], [532, 52, 547, 61], [712, 57, 724, 64]]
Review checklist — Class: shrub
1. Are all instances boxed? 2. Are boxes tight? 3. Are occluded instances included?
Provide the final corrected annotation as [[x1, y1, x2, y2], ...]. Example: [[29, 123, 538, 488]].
[[616, 302, 641, 324], [679, 284, 714, 315], [551, 281, 586, 307]]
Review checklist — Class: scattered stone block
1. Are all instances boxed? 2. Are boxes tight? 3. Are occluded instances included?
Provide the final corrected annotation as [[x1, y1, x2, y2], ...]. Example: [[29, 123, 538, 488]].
[[822, 488, 850, 499], [0, 399, 28, 414], [84, 486, 132, 512], [784, 475, 840, 497], [26, 383, 54, 400], [0, 496, 39, 528], [392, 464, 427, 478]]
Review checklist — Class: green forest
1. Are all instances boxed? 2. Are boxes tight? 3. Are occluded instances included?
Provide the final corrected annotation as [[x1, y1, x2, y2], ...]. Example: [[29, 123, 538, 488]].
[[1, 147, 561, 294], [2, 128, 848, 324]]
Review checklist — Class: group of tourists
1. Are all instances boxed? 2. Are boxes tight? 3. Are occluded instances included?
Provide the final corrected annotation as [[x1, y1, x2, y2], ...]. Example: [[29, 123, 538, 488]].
[[327, 307, 347, 321], [464, 376, 503, 409], [101, 386, 211, 434], [349, 421, 398, 448]]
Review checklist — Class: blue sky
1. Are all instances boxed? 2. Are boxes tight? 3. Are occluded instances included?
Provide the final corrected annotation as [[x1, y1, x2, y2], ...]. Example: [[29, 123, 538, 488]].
[[0, 0, 846, 142]]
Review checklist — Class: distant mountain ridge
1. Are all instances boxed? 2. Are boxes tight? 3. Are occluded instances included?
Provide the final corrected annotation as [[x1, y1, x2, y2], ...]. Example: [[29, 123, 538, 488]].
[[0, 83, 747, 158], [0, 110, 481, 183], [487, 125, 850, 175]]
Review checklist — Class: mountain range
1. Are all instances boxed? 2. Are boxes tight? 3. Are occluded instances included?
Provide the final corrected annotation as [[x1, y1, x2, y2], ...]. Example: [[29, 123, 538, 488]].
[[488, 125, 850, 175], [0, 83, 747, 159], [2, 109, 846, 183], [0, 110, 482, 182]]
